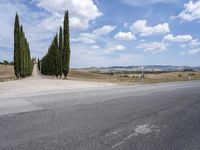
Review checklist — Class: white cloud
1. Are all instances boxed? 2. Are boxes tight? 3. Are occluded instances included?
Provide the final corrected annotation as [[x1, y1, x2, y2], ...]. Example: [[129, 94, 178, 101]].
[[71, 43, 143, 68], [34, 0, 102, 30], [164, 34, 193, 42], [171, 1, 200, 22], [181, 48, 200, 55], [131, 20, 170, 36], [105, 45, 126, 54], [188, 48, 200, 54], [114, 32, 135, 41], [0, 1, 54, 60], [71, 33, 96, 44], [189, 39, 200, 47], [72, 25, 116, 44], [39, 14, 63, 31], [137, 42, 167, 53], [93, 25, 116, 36], [90, 45, 100, 49], [179, 39, 200, 49]]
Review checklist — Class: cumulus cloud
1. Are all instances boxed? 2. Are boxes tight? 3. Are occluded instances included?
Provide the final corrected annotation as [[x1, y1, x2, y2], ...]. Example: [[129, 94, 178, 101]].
[[71, 43, 142, 68], [0, 1, 55, 60], [114, 32, 135, 41], [171, 1, 200, 22], [93, 25, 116, 36], [179, 39, 200, 49], [137, 42, 167, 53], [34, 0, 102, 30], [164, 34, 193, 42], [72, 25, 116, 44], [189, 39, 200, 47], [181, 48, 200, 55], [131, 20, 170, 36], [105, 45, 126, 54], [71, 33, 96, 44]]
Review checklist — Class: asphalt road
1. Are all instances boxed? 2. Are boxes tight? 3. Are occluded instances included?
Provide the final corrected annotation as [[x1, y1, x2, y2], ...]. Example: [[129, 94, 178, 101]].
[[0, 81, 200, 150]]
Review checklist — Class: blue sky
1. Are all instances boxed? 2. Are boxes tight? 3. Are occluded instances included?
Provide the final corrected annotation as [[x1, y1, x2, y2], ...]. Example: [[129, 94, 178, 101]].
[[0, 0, 200, 67]]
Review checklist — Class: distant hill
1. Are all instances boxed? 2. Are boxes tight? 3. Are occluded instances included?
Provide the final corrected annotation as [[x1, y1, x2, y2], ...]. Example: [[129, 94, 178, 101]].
[[83, 65, 200, 73]]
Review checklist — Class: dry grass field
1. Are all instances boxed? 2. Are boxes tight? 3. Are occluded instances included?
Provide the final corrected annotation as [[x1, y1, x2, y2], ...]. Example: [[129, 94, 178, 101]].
[[0, 65, 16, 81], [0, 64, 200, 84], [69, 69, 200, 85]]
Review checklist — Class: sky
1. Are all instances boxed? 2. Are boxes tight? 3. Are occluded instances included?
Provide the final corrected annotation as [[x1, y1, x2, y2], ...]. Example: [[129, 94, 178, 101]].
[[0, 0, 200, 67]]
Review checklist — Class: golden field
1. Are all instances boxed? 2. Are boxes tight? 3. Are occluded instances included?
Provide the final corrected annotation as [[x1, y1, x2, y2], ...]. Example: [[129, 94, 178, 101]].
[[0, 65, 200, 84]]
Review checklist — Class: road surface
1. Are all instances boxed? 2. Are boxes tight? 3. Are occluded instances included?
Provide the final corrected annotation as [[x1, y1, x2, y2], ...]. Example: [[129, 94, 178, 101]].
[[0, 66, 200, 150]]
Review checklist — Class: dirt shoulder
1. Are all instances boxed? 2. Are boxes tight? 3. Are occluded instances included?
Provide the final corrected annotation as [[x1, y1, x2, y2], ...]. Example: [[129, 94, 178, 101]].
[[0, 65, 115, 97]]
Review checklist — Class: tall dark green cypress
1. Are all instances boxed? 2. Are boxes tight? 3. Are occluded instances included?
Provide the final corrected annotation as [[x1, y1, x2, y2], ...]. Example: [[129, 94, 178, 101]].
[[24, 37, 29, 76], [52, 34, 59, 77], [14, 13, 21, 79], [26, 39, 32, 76], [41, 11, 71, 78], [14, 13, 33, 78], [55, 34, 59, 77], [20, 26, 25, 77], [38, 58, 40, 71], [58, 27, 63, 78], [63, 11, 70, 79]]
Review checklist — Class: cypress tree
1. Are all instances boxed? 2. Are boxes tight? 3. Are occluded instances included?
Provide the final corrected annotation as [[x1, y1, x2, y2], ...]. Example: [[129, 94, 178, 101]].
[[24, 37, 28, 76], [63, 11, 70, 79], [27, 42, 31, 75], [47, 43, 53, 75], [59, 27, 63, 78], [55, 34, 59, 77], [14, 13, 33, 78], [41, 11, 71, 78], [38, 58, 40, 71], [51, 34, 59, 77], [20, 26, 25, 77], [14, 13, 21, 79]]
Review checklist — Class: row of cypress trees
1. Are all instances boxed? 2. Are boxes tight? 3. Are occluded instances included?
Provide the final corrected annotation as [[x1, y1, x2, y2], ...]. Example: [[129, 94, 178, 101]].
[[14, 13, 33, 79], [40, 11, 70, 79]]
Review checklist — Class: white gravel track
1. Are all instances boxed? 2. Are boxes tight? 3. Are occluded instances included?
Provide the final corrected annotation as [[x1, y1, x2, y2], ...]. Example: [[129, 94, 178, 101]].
[[0, 64, 114, 98]]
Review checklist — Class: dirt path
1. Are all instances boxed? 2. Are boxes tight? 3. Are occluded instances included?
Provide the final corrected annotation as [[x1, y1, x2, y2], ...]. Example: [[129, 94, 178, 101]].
[[0, 64, 115, 97], [32, 64, 42, 79]]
